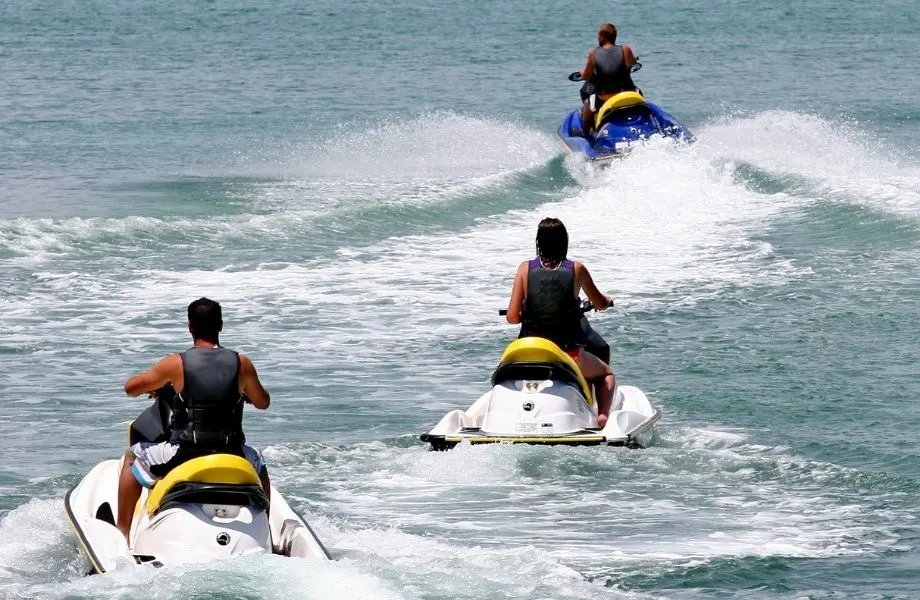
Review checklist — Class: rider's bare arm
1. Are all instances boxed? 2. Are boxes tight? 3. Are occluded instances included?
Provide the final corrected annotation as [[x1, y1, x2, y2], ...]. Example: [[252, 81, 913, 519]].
[[124, 354, 182, 397], [506, 261, 528, 324], [580, 50, 595, 80], [574, 262, 612, 310], [239, 355, 270, 410], [623, 44, 636, 69]]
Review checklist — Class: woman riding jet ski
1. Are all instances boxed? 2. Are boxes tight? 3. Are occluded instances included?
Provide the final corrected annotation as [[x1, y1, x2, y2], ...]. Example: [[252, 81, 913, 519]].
[[557, 23, 693, 161], [507, 218, 617, 425], [420, 219, 660, 449], [65, 299, 329, 573]]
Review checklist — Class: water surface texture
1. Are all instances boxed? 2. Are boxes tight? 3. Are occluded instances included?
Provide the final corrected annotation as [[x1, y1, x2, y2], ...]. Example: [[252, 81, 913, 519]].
[[2, 0, 919, 598]]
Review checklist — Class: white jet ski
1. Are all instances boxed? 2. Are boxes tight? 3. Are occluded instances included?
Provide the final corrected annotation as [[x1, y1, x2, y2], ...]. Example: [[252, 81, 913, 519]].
[[421, 315, 660, 450], [65, 452, 330, 574]]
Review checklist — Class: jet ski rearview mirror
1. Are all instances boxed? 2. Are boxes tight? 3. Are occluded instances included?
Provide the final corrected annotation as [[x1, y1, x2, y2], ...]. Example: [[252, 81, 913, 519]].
[[630, 61, 643, 73], [567, 71, 583, 82]]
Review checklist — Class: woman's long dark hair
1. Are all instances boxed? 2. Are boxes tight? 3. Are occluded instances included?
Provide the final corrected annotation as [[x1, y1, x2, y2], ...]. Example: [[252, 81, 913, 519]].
[[535, 218, 568, 266]]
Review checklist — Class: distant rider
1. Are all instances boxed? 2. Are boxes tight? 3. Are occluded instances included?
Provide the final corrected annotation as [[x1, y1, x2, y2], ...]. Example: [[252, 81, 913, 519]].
[[505, 218, 616, 426], [115, 298, 271, 542], [577, 23, 638, 137]]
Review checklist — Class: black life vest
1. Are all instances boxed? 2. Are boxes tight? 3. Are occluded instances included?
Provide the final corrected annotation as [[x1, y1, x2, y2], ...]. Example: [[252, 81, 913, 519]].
[[519, 258, 582, 350], [590, 45, 636, 96], [170, 346, 245, 450]]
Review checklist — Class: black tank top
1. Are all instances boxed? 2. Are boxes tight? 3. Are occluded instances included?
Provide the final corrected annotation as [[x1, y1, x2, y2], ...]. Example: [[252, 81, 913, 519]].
[[171, 346, 245, 449], [519, 258, 582, 351], [591, 45, 636, 95]]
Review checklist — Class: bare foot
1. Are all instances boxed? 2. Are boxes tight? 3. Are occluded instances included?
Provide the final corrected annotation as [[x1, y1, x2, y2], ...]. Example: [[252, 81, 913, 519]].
[[597, 414, 608, 428]]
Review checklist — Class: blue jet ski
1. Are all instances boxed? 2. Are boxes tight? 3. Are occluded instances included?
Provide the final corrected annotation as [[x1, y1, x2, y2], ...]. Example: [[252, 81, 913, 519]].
[[557, 65, 694, 161]]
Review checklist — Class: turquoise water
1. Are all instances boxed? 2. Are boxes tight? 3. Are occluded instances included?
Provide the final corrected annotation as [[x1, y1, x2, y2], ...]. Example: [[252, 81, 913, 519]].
[[2, 0, 920, 597]]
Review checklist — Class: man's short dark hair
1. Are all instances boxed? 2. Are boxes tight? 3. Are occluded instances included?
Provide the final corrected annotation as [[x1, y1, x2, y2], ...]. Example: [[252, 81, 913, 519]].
[[188, 297, 222, 344], [598, 23, 617, 45]]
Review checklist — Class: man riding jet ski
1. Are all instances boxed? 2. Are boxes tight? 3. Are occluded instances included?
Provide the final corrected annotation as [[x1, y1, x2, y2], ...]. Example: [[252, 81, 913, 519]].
[[116, 298, 270, 541], [420, 219, 660, 449], [556, 23, 694, 161], [575, 22, 639, 139], [65, 298, 329, 572]]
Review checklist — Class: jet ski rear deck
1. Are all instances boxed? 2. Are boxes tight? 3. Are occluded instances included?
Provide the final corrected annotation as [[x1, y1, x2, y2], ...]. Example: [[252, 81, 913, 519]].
[[556, 92, 694, 161], [65, 454, 330, 574], [421, 337, 661, 450]]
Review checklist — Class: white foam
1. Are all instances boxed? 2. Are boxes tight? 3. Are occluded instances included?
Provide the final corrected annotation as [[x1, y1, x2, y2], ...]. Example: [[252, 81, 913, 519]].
[[27, 552, 408, 600], [277, 111, 561, 180], [260, 438, 903, 580], [701, 110, 920, 217], [0, 499, 91, 589], [0, 114, 558, 263]]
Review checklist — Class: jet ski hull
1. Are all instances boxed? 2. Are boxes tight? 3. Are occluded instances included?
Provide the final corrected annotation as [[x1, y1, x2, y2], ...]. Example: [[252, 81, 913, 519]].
[[421, 431, 614, 451], [422, 379, 660, 451], [556, 97, 693, 161], [65, 456, 330, 574], [421, 338, 661, 450]]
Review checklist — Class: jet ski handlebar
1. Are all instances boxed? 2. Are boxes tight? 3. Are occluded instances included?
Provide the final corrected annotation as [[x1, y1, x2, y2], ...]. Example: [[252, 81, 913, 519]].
[[498, 300, 596, 316], [567, 59, 642, 82]]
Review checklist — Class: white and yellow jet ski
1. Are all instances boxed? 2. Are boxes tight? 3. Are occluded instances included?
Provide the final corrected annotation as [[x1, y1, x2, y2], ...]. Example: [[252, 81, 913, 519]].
[[421, 336, 660, 450], [65, 452, 330, 574]]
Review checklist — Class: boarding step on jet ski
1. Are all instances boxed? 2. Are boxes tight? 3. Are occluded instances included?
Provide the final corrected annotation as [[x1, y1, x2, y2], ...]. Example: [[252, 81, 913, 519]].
[[421, 303, 660, 450], [65, 390, 330, 574], [557, 62, 694, 161]]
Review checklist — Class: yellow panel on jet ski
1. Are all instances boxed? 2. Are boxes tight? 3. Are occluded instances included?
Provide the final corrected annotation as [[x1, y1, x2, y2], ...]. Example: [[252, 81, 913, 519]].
[[446, 435, 607, 445], [594, 91, 646, 129], [146, 454, 260, 515], [499, 337, 593, 405]]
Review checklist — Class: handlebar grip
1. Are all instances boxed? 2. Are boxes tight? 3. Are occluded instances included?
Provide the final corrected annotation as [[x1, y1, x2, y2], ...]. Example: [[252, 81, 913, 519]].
[[498, 309, 508, 316]]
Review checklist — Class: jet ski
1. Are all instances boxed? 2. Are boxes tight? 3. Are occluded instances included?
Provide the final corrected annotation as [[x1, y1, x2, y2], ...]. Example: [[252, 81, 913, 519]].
[[557, 64, 694, 161], [421, 303, 660, 450], [65, 394, 330, 574]]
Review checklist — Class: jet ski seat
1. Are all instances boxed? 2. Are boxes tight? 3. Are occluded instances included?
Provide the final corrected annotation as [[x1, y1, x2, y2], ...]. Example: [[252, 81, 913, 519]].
[[492, 337, 593, 404], [594, 91, 647, 129], [145, 454, 269, 516]]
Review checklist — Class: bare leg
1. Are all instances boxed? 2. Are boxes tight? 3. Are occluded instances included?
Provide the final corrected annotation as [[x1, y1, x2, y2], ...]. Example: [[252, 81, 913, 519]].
[[576, 350, 616, 428], [116, 449, 142, 543], [596, 371, 616, 428], [259, 468, 271, 518], [580, 99, 594, 138]]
